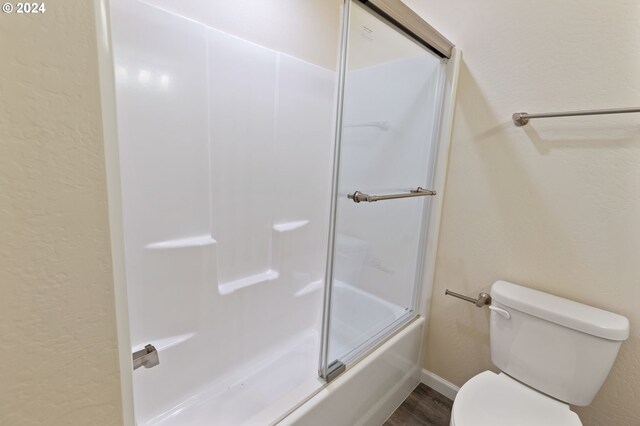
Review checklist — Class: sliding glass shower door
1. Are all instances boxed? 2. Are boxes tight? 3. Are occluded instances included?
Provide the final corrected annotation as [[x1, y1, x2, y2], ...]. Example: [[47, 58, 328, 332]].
[[320, 0, 445, 379]]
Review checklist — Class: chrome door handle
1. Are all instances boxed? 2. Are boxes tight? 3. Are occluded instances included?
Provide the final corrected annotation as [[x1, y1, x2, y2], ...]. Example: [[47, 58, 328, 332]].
[[347, 187, 436, 203]]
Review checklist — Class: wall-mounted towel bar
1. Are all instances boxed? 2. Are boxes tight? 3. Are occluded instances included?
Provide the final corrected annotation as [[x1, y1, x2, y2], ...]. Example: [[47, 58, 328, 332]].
[[512, 107, 640, 126]]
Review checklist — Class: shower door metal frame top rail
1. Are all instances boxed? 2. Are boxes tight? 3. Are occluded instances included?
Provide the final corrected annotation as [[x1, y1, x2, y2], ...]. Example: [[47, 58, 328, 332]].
[[318, 0, 453, 382], [360, 0, 453, 58]]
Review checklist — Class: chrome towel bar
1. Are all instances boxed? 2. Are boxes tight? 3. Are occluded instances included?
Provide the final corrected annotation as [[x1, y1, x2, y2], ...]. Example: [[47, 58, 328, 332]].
[[513, 107, 640, 126], [347, 187, 436, 203], [445, 289, 491, 307]]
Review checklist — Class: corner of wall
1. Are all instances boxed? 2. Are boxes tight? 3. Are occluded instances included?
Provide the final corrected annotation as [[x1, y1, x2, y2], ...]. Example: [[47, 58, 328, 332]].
[[419, 47, 462, 371], [93, 0, 135, 424]]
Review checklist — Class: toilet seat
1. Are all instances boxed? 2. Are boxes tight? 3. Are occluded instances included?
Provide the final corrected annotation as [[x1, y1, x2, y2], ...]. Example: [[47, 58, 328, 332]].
[[451, 371, 582, 426]]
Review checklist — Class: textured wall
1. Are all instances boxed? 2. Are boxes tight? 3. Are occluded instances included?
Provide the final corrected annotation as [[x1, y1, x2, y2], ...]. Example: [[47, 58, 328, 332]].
[[0, 2, 123, 425], [404, 0, 640, 425]]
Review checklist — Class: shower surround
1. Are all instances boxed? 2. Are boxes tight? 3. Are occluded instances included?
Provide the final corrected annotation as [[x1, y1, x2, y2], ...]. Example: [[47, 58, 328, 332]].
[[106, 0, 457, 424]]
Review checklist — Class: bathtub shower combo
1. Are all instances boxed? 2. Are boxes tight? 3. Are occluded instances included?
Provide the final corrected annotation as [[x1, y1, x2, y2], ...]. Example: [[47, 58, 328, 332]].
[[106, 0, 456, 424]]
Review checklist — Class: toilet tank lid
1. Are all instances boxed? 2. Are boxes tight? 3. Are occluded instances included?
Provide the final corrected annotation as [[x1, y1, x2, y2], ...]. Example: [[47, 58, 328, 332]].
[[491, 281, 629, 341]]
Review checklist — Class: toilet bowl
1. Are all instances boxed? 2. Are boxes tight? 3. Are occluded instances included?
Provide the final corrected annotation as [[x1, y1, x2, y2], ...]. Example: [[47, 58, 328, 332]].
[[450, 281, 629, 426], [450, 371, 581, 426]]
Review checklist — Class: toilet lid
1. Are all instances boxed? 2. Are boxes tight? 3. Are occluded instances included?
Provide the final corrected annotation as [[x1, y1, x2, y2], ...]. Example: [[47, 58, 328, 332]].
[[451, 371, 582, 426]]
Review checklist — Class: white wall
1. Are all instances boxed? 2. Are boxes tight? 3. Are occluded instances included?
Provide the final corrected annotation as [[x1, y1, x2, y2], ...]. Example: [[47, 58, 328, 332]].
[[405, 0, 640, 424], [0, 1, 123, 424], [140, 0, 341, 70]]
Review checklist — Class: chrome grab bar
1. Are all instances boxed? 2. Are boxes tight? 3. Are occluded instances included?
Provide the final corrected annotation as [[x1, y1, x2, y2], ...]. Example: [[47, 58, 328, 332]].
[[347, 187, 436, 203]]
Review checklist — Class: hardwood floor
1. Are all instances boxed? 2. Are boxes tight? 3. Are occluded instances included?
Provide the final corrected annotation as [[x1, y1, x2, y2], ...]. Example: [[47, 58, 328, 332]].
[[384, 384, 453, 426]]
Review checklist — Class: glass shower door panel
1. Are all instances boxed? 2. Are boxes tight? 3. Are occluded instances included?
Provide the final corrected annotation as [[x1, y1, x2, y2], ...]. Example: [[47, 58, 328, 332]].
[[327, 1, 444, 365]]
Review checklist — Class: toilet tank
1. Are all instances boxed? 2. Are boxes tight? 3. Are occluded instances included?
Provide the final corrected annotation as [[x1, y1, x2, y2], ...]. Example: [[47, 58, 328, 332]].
[[489, 281, 629, 406]]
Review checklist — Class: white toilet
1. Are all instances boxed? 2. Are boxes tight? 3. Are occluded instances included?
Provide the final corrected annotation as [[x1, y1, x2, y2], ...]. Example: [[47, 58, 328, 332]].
[[450, 280, 629, 426]]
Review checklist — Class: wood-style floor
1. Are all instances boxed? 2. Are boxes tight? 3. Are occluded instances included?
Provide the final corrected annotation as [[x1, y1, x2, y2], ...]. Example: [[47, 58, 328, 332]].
[[384, 384, 453, 426]]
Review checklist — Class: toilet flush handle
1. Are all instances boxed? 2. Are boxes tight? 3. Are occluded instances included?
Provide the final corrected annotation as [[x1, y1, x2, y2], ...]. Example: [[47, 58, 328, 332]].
[[489, 305, 511, 319]]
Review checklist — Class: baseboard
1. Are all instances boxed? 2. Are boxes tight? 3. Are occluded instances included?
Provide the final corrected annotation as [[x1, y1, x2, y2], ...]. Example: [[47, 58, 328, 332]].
[[420, 369, 459, 401]]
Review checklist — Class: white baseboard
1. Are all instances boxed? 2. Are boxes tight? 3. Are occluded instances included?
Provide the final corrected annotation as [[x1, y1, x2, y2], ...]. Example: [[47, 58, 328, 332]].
[[420, 369, 460, 401]]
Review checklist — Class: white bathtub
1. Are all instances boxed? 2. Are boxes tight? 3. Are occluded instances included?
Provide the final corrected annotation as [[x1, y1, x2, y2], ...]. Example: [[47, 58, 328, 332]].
[[279, 316, 424, 426], [328, 281, 409, 363], [259, 281, 423, 426], [131, 280, 421, 426]]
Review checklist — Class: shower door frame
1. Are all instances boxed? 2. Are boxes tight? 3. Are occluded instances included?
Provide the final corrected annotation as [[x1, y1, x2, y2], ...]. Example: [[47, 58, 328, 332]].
[[318, 0, 454, 381]]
